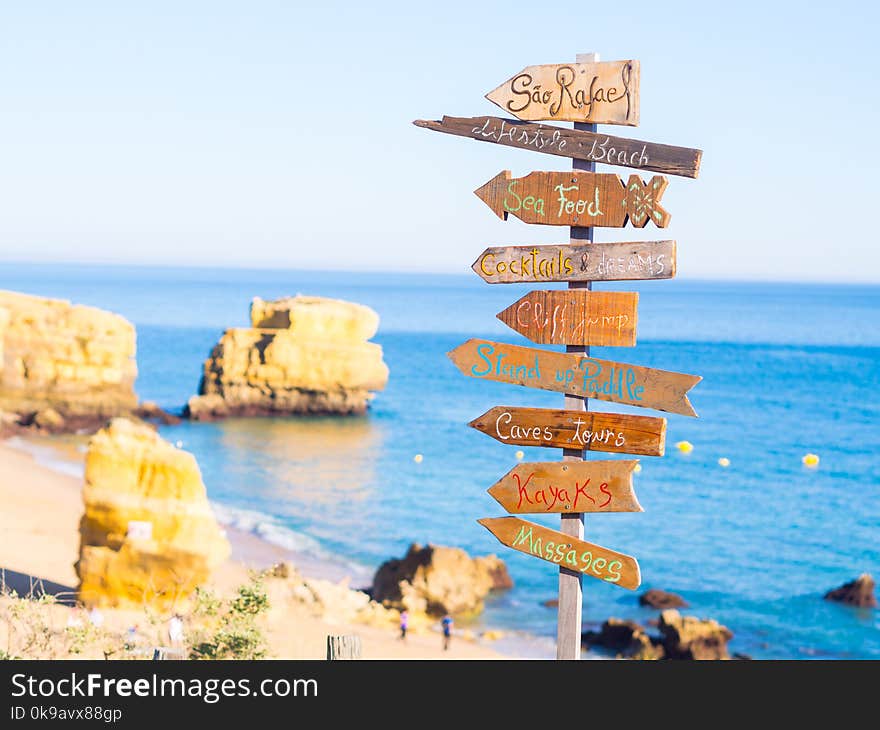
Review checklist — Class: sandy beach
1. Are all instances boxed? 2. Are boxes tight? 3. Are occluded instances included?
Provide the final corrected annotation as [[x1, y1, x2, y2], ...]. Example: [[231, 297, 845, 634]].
[[0, 440, 506, 659]]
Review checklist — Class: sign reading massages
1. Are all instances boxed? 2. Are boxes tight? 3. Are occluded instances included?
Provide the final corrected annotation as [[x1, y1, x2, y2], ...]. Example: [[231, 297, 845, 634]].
[[416, 54, 701, 635]]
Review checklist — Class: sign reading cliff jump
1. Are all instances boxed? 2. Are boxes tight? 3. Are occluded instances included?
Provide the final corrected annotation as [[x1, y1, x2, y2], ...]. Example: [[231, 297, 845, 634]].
[[475, 170, 670, 228], [496, 290, 638, 347], [485, 60, 640, 126], [416, 51, 701, 659], [448, 339, 700, 416]]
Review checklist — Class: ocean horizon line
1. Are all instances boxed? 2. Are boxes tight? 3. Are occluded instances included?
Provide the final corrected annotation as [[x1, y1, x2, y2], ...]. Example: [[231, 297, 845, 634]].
[[4, 259, 880, 289]]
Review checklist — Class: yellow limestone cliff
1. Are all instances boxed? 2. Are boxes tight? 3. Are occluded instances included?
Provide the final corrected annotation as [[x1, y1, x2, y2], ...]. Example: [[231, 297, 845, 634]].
[[187, 295, 389, 418], [0, 290, 137, 428], [77, 418, 230, 610]]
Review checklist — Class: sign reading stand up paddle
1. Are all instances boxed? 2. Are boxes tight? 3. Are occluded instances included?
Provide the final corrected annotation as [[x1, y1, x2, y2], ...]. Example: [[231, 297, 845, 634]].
[[416, 51, 702, 659]]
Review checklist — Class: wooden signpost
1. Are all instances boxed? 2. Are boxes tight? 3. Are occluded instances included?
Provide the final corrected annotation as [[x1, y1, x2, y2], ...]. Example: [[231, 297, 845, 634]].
[[487, 460, 642, 514], [413, 117, 701, 178], [496, 290, 638, 346], [485, 60, 640, 126], [475, 170, 670, 228], [449, 339, 701, 416], [477, 517, 641, 590], [472, 241, 676, 283], [417, 50, 701, 659], [468, 406, 667, 456]]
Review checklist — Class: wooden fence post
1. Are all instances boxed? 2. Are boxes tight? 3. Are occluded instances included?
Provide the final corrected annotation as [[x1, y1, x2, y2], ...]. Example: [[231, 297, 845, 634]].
[[326, 634, 362, 660]]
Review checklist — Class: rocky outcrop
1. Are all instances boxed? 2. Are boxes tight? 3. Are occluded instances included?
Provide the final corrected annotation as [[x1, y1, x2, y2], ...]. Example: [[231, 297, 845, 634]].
[[824, 574, 877, 608], [0, 291, 137, 431], [371, 543, 513, 616], [584, 611, 733, 660], [658, 609, 733, 660], [76, 418, 230, 610], [186, 295, 388, 419], [639, 588, 689, 609], [583, 618, 663, 660]]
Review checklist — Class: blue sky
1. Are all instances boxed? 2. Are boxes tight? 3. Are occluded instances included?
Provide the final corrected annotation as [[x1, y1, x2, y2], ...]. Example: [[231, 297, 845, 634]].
[[1, 1, 877, 281]]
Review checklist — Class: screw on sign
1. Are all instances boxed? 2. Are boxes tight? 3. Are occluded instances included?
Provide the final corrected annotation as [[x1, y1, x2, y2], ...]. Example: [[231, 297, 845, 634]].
[[416, 51, 701, 660]]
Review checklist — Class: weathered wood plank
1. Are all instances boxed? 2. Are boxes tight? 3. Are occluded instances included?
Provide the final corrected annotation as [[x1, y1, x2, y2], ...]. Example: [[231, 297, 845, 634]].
[[496, 290, 638, 347], [472, 241, 675, 284], [468, 406, 667, 456], [474, 170, 669, 228], [413, 116, 701, 178], [449, 339, 701, 417], [487, 460, 642, 514], [486, 60, 639, 126], [478, 516, 641, 590]]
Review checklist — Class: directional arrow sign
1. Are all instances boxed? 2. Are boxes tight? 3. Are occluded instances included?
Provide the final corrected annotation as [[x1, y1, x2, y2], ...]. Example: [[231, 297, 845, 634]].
[[449, 339, 700, 417], [472, 241, 676, 284], [496, 290, 638, 347], [485, 60, 640, 126], [487, 460, 642, 514], [413, 116, 701, 178], [474, 170, 669, 228], [468, 406, 666, 457], [478, 516, 641, 590]]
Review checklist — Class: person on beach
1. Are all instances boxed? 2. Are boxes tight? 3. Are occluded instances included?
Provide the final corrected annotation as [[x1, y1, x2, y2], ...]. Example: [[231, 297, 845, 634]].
[[441, 614, 453, 651], [399, 610, 408, 641]]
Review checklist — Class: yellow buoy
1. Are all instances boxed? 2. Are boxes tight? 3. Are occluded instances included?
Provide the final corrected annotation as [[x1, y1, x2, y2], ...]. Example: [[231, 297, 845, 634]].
[[515, 450, 525, 460], [676, 440, 694, 454], [802, 453, 819, 468], [718, 457, 730, 468], [414, 454, 423, 463], [633, 463, 642, 474]]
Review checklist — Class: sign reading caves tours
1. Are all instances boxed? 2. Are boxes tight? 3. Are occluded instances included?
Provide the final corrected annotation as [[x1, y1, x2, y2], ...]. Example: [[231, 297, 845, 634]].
[[416, 52, 701, 657]]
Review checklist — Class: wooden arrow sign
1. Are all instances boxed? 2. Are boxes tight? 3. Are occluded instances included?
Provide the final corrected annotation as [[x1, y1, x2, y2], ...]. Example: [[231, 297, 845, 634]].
[[487, 460, 642, 514], [474, 170, 669, 228], [449, 340, 700, 417], [413, 116, 701, 179], [485, 60, 640, 126], [478, 516, 641, 590], [497, 290, 638, 347], [468, 406, 666, 456], [472, 241, 676, 284]]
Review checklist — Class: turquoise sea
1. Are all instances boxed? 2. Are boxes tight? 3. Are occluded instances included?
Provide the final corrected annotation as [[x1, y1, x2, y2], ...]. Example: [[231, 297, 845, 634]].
[[4, 263, 879, 659]]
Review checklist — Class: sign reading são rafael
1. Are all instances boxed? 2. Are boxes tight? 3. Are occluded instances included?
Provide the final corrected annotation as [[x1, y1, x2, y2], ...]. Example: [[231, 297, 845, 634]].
[[415, 52, 702, 660]]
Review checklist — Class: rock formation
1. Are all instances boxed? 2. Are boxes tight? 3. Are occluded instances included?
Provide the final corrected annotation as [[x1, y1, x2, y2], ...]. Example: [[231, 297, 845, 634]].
[[0, 291, 137, 431], [824, 573, 877, 608], [371, 543, 513, 616], [582, 618, 663, 660], [186, 295, 388, 419], [76, 418, 230, 610], [639, 588, 689, 609], [583, 611, 734, 660], [657, 609, 733, 660]]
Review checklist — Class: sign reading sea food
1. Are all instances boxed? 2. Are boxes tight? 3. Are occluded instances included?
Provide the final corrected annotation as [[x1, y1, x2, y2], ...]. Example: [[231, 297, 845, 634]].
[[469, 406, 667, 456], [473, 241, 676, 284], [485, 60, 640, 126], [496, 290, 638, 347], [413, 116, 701, 178], [487, 460, 642, 514], [475, 170, 669, 228], [478, 517, 641, 590], [449, 339, 700, 417]]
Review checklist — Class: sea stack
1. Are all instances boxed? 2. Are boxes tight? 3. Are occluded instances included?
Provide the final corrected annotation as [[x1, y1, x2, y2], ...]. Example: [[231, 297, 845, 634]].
[[0, 290, 137, 431], [76, 418, 230, 610], [186, 295, 389, 419]]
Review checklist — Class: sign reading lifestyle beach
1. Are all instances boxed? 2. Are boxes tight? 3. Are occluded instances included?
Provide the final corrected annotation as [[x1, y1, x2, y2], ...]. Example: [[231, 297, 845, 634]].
[[415, 53, 702, 660]]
